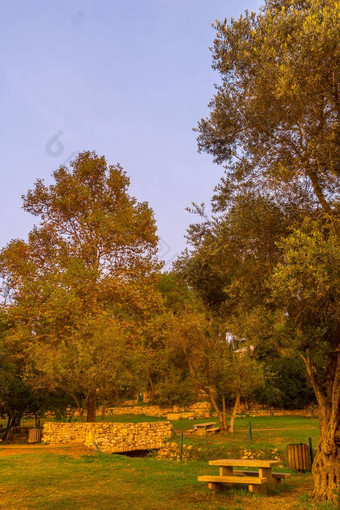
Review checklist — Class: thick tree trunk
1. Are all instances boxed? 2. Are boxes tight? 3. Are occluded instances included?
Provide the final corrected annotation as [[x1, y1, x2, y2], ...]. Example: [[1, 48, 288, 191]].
[[312, 405, 340, 502], [228, 392, 240, 433], [86, 390, 97, 422], [305, 349, 340, 503]]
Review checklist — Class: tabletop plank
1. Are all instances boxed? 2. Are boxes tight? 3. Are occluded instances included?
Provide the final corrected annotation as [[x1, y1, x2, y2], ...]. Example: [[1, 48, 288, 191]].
[[209, 459, 280, 468], [195, 422, 216, 427]]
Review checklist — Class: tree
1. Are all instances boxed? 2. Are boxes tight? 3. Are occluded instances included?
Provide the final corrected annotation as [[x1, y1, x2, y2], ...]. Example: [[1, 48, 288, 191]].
[[193, 0, 340, 501], [189, 332, 263, 433], [0, 151, 161, 421], [270, 216, 339, 501], [192, 0, 339, 500], [197, 0, 339, 215], [157, 290, 263, 431]]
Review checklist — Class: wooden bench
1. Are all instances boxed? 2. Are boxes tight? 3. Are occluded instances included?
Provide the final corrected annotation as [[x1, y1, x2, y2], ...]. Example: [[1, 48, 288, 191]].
[[192, 422, 217, 436], [235, 469, 290, 482], [206, 427, 220, 434], [198, 475, 267, 493]]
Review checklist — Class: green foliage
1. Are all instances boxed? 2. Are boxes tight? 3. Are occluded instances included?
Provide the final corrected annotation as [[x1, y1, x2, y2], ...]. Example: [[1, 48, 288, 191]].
[[158, 272, 196, 314], [196, 0, 340, 213], [256, 355, 315, 409], [0, 152, 162, 417], [186, 0, 339, 499], [154, 377, 197, 408]]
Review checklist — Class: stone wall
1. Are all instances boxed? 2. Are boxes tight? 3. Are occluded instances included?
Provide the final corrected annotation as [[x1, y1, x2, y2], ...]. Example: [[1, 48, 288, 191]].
[[238, 407, 318, 418], [101, 401, 211, 419], [42, 421, 172, 454]]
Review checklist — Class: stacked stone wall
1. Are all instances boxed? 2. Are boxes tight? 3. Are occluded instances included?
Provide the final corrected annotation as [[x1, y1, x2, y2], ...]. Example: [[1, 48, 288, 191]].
[[101, 401, 211, 419], [42, 421, 172, 454], [238, 407, 318, 418]]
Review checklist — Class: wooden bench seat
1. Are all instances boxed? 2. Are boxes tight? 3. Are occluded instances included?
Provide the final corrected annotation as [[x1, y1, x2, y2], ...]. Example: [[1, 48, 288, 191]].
[[206, 427, 220, 433], [271, 472, 291, 479], [234, 470, 291, 480], [198, 474, 267, 493]]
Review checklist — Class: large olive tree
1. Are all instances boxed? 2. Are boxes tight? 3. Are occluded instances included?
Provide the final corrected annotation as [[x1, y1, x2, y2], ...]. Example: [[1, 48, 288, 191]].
[[192, 0, 339, 501]]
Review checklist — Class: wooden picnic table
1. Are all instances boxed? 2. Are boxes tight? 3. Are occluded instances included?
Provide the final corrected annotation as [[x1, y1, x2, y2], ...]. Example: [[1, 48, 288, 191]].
[[193, 422, 217, 436], [198, 458, 290, 494]]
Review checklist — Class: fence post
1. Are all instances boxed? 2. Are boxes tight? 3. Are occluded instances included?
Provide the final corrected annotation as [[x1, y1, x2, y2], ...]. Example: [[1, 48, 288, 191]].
[[179, 432, 183, 461], [247, 421, 253, 441]]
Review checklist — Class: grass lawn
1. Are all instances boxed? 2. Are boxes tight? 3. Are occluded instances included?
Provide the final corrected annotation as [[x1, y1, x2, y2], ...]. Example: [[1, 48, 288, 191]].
[[0, 450, 319, 510], [174, 416, 320, 464], [0, 415, 333, 510]]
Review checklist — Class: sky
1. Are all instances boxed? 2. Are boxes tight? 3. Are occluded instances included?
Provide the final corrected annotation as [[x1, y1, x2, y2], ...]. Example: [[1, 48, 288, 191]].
[[1, 0, 262, 268]]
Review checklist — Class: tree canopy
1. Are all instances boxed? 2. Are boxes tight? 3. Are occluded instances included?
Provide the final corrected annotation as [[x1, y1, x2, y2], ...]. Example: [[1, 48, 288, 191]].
[[197, 0, 339, 214], [0, 151, 162, 421], [182, 0, 340, 501]]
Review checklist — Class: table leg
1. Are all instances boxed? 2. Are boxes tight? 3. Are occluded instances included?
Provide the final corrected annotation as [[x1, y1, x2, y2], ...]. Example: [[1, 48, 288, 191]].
[[248, 484, 266, 494], [220, 466, 233, 488], [259, 467, 277, 488], [208, 482, 224, 493], [220, 466, 233, 476]]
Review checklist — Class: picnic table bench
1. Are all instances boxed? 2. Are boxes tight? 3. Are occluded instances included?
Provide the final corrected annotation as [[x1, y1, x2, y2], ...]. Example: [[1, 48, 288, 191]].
[[188, 422, 219, 436], [198, 459, 290, 494]]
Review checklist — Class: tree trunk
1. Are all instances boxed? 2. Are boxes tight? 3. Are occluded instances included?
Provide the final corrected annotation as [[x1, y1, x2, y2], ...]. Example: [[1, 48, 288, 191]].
[[305, 349, 340, 503], [86, 390, 97, 422], [34, 413, 41, 428], [114, 385, 119, 402], [312, 405, 340, 502], [148, 374, 155, 401], [3, 411, 21, 441], [68, 408, 76, 423], [101, 402, 107, 422], [221, 396, 228, 431], [228, 392, 240, 433], [204, 387, 225, 430]]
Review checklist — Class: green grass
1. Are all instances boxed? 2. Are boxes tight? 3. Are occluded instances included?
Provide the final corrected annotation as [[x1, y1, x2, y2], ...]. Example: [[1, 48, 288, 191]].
[[0, 415, 329, 510], [171, 416, 319, 464], [0, 451, 301, 510]]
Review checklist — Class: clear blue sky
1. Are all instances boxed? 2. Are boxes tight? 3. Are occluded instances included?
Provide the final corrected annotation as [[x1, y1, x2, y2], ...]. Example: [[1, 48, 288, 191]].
[[1, 0, 262, 267]]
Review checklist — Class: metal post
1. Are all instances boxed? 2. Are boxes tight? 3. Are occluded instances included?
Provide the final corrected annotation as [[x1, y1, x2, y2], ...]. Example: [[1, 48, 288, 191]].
[[179, 432, 183, 461], [248, 421, 253, 441], [308, 436, 314, 466]]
